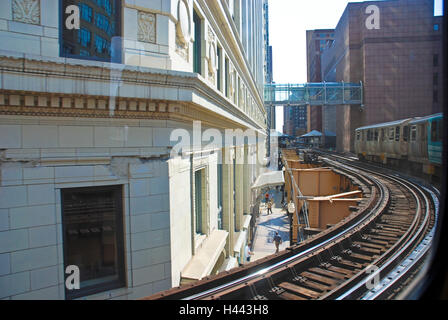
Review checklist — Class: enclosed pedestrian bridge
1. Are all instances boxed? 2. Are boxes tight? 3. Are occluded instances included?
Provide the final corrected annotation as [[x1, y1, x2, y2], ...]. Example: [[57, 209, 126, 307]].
[[264, 82, 363, 106]]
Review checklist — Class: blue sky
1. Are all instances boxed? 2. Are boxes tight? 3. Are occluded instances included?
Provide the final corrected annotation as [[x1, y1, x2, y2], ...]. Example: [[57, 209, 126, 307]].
[[270, 0, 443, 132]]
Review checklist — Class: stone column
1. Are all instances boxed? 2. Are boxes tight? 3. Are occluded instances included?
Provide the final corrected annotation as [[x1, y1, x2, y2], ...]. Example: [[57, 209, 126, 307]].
[[222, 147, 235, 256]]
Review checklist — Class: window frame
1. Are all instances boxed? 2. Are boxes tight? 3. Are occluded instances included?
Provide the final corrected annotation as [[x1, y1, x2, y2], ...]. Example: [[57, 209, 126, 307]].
[[61, 185, 126, 300]]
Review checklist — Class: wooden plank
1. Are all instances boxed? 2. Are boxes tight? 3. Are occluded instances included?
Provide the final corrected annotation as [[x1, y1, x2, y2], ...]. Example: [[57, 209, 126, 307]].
[[279, 282, 320, 299], [279, 291, 307, 300], [355, 246, 381, 255], [297, 279, 331, 292], [353, 241, 386, 251], [308, 267, 347, 280], [349, 252, 374, 262], [336, 259, 364, 269], [367, 234, 397, 242], [301, 271, 338, 286], [328, 266, 354, 277]]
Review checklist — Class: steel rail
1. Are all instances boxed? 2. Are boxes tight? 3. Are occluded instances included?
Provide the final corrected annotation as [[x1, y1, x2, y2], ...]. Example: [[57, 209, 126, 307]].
[[316, 152, 436, 300], [361, 186, 439, 300], [181, 159, 386, 300]]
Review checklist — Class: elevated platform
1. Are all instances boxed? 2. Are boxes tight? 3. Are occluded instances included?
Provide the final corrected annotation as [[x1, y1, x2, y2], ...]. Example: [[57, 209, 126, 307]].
[[264, 82, 363, 106]]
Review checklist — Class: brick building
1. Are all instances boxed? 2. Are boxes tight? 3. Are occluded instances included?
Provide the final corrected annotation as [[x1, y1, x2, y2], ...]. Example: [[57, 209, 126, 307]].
[[321, 0, 443, 152]]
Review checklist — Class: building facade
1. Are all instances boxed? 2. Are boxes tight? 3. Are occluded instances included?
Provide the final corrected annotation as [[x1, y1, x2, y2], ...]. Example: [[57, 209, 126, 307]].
[[321, 0, 443, 152], [0, 0, 267, 300], [283, 105, 307, 137], [306, 29, 334, 135]]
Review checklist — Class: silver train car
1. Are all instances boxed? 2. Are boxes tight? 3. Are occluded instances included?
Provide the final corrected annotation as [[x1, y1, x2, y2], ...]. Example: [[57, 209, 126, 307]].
[[355, 113, 443, 179]]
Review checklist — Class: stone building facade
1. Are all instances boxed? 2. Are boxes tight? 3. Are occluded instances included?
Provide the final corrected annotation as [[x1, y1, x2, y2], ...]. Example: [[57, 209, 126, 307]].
[[321, 0, 443, 152], [0, 0, 267, 300]]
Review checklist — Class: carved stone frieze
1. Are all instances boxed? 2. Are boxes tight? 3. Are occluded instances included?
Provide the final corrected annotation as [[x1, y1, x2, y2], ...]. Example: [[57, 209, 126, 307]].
[[12, 0, 40, 25], [138, 11, 156, 43]]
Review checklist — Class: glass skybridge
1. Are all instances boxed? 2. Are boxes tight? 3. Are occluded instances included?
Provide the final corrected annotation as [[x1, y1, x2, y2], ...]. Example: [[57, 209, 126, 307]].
[[264, 82, 363, 106]]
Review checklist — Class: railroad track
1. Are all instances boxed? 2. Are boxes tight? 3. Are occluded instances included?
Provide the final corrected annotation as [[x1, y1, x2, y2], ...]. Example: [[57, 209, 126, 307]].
[[145, 152, 438, 300]]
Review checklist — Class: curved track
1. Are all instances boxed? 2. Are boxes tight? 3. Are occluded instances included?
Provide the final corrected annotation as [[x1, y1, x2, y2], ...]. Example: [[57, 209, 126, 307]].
[[145, 152, 438, 300]]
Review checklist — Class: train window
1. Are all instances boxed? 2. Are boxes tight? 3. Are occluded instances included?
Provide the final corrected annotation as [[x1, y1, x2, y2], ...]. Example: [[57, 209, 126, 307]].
[[356, 131, 360, 141], [374, 130, 379, 141], [411, 126, 417, 141], [395, 126, 400, 141], [381, 128, 386, 141], [431, 120, 442, 142], [403, 126, 409, 142], [389, 128, 395, 141], [367, 130, 371, 141]]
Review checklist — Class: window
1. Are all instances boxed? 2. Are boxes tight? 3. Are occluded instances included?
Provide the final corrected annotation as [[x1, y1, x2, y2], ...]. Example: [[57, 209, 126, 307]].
[[433, 90, 438, 103], [217, 46, 222, 91], [62, 186, 125, 299], [356, 131, 360, 141], [225, 57, 229, 97], [233, 156, 237, 232], [403, 126, 409, 142], [60, 0, 121, 63], [95, 13, 114, 36], [95, 35, 110, 54], [194, 169, 206, 235], [434, 24, 439, 31], [431, 120, 442, 142], [411, 125, 417, 142], [381, 128, 386, 141], [80, 3, 93, 22], [78, 28, 91, 47], [193, 10, 202, 74], [433, 73, 438, 86], [374, 130, 379, 141], [395, 126, 401, 141], [389, 127, 395, 141], [217, 162, 223, 230], [433, 54, 439, 67]]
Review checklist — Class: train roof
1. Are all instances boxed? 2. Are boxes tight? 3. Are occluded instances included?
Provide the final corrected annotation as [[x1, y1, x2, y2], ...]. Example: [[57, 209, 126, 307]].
[[409, 113, 443, 125], [356, 118, 412, 131]]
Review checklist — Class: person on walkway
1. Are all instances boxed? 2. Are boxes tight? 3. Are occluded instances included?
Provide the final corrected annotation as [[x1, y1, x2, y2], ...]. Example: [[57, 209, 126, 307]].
[[267, 199, 273, 215], [273, 232, 282, 253], [264, 191, 270, 204], [287, 200, 295, 217], [245, 243, 254, 263]]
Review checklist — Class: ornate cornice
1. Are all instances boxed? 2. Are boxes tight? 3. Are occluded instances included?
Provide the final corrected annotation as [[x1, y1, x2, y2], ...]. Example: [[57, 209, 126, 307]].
[[0, 53, 267, 133]]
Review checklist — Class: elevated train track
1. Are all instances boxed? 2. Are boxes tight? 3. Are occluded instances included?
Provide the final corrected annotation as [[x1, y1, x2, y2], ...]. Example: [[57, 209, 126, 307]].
[[145, 151, 438, 300]]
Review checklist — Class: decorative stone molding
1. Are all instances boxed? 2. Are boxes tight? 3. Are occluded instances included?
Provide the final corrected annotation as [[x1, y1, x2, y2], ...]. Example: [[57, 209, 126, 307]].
[[138, 11, 157, 43], [12, 0, 40, 25], [207, 27, 217, 84], [175, 0, 191, 62], [0, 53, 266, 130], [176, 0, 191, 46]]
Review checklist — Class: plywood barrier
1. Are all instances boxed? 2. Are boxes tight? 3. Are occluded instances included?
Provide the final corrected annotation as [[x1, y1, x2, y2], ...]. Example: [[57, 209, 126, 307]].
[[281, 149, 362, 242]]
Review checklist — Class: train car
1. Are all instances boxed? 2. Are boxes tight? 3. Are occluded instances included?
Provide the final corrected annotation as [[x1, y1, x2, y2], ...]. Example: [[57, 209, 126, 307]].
[[355, 113, 443, 181], [408, 113, 443, 176], [355, 118, 412, 165]]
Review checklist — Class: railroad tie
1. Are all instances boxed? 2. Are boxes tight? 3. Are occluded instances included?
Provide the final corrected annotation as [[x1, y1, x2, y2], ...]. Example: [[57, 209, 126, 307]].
[[279, 282, 321, 299]]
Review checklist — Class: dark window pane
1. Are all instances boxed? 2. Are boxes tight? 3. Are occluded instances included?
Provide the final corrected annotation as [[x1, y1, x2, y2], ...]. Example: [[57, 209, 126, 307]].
[[62, 185, 125, 299], [61, 0, 121, 63], [193, 10, 202, 74]]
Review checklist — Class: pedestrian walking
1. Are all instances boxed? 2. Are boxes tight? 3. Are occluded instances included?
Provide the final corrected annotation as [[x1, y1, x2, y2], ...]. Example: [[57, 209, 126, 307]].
[[273, 232, 282, 253], [245, 243, 254, 262], [267, 199, 273, 215], [264, 192, 270, 204]]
